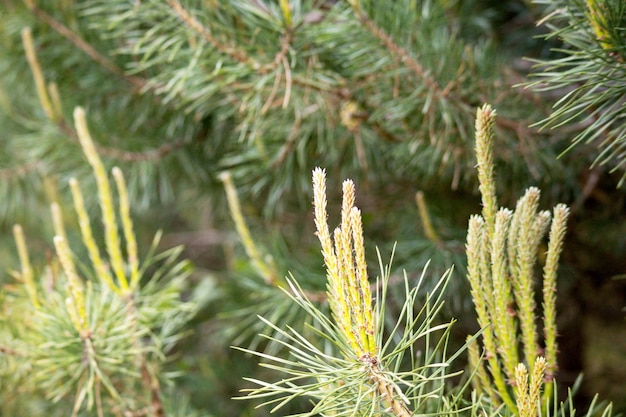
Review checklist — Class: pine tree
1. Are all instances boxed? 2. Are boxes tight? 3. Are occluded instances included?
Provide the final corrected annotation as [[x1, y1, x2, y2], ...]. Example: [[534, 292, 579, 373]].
[[0, 0, 624, 415]]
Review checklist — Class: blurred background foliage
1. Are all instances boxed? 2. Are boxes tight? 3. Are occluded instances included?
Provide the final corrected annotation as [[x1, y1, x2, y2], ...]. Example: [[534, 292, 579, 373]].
[[0, 0, 624, 415]]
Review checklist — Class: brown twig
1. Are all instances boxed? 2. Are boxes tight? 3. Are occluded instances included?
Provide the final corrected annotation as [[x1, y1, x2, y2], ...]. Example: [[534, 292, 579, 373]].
[[165, 2, 402, 146], [351, 5, 544, 146], [25, 2, 146, 89], [0, 161, 44, 180], [53, 117, 187, 163], [95, 139, 187, 163], [167, 0, 261, 69], [351, 6, 445, 98], [141, 362, 165, 417], [272, 110, 302, 168], [0, 344, 21, 356], [273, 29, 294, 73], [281, 55, 293, 108], [23, 0, 199, 165], [260, 71, 283, 115]]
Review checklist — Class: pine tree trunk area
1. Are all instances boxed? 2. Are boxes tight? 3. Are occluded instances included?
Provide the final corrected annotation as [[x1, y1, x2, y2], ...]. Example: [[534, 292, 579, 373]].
[[0, 1, 625, 416]]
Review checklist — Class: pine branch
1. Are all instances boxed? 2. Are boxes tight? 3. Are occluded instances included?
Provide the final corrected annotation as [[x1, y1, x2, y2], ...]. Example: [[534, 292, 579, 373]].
[[528, 0, 626, 186], [238, 168, 467, 416], [166, 0, 262, 70], [25, 0, 146, 88], [0, 107, 197, 415], [466, 103, 570, 414]]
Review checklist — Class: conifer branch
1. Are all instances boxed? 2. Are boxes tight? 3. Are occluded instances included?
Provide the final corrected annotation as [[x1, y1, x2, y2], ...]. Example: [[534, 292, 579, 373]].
[[313, 168, 378, 359], [512, 189, 542, 370], [167, 0, 261, 70], [515, 358, 547, 417], [50, 202, 68, 243], [528, 0, 626, 185], [347, 4, 533, 145], [466, 104, 570, 414], [348, 3, 445, 98], [239, 168, 468, 416], [1, 121, 195, 414], [491, 208, 517, 379], [467, 337, 498, 401], [57, 115, 188, 164], [0, 161, 43, 180], [2, 2, 623, 414], [19, 25, 187, 166], [466, 214, 515, 410], [93, 140, 189, 163], [24, 1, 146, 89], [20, 3, 189, 177], [585, 0, 613, 51]]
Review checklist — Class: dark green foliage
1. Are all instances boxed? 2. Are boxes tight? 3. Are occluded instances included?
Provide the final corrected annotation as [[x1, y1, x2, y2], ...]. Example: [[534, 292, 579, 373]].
[[528, 0, 626, 185], [0, 0, 624, 415]]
